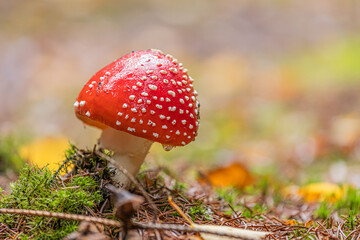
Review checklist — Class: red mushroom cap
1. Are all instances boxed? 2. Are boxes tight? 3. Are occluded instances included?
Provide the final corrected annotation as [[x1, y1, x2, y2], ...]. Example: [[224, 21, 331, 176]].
[[74, 49, 200, 147]]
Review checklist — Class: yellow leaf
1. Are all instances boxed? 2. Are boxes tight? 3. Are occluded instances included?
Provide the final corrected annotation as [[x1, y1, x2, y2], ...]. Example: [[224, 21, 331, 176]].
[[305, 220, 314, 227], [298, 182, 343, 203], [19, 136, 71, 173], [199, 162, 254, 188], [285, 219, 298, 225]]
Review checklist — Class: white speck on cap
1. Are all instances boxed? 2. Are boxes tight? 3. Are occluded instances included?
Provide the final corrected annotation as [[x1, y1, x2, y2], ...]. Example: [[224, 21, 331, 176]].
[[149, 84, 157, 91], [189, 124, 194, 129], [150, 110, 155, 115], [172, 120, 176, 125], [153, 133, 159, 138], [116, 121, 121, 125], [80, 101, 86, 106], [169, 67, 178, 74], [74, 101, 79, 107], [141, 108, 146, 113], [175, 130, 180, 135], [182, 120, 186, 125], [127, 127, 135, 132], [122, 103, 128, 108], [159, 115, 165, 119], [168, 91, 175, 97], [131, 108, 137, 113], [131, 118, 136, 123], [141, 92, 148, 96], [118, 112, 123, 116], [129, 95, 135, 100], [85, 111, 91, 117], [162, 125, 168, 129], [179, 99, 185, 104]]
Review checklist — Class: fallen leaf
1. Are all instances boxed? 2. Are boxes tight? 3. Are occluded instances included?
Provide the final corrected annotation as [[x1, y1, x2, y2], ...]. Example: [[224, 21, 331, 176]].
[[298, 182, 343, 203], [199, 162, 254, 188], [284, 219, 298, 225], [305, 220, 314, 227], [19, 136, 71, 172]]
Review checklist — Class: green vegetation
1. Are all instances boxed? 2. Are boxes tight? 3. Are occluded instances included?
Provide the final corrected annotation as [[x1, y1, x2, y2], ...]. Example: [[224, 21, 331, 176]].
[[188, 201, 212, 221], [0, 144, 111, 240], [0, 136, 25, 173], [315, 187, 360, 220]]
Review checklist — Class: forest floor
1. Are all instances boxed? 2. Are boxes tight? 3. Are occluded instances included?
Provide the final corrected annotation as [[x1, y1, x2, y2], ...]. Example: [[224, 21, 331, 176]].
[[0, 144, 359, 239]]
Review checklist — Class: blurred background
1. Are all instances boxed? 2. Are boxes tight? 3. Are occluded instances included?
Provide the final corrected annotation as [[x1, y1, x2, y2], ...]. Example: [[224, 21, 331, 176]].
[[1, 0, 360, 186]]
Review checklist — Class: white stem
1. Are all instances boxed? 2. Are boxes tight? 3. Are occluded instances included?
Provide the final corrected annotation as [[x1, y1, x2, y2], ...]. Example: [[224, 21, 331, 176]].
[[99, 128, 153, 188]]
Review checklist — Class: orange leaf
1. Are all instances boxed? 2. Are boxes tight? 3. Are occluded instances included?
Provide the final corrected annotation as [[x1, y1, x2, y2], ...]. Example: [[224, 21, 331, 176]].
[[199, 162, 254, 188]]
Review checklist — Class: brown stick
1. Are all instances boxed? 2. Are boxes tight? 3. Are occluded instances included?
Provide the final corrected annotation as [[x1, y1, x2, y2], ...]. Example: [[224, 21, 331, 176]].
[[0, 208, 122, 228], [0, 208, 264, 239]]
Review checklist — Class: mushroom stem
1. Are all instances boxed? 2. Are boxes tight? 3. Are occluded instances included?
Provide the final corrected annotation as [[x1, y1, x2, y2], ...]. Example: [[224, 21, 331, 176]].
[[99, 127, 153, 188]]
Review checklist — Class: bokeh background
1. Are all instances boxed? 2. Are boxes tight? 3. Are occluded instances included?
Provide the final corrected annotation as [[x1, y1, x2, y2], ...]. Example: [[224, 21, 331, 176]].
[[1, 0, 360, 185]]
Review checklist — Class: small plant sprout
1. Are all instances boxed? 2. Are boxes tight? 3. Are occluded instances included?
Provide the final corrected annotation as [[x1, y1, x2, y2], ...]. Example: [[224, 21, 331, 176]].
[[74, 49, 200, 188]]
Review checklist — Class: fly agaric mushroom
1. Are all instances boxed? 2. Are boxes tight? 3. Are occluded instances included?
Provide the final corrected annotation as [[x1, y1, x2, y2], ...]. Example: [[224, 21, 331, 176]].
[[74, 49, 200, 188]]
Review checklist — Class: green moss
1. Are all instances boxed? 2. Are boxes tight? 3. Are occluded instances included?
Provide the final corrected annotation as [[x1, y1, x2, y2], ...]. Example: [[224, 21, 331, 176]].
[[188, 201, 212, 222], [0, 144, 110, 240]]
